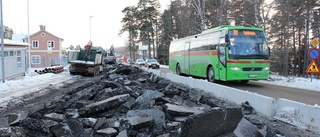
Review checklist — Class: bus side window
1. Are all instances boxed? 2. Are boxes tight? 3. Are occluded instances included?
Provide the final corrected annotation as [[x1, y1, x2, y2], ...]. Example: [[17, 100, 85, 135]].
[[212, 44, 218, 50]]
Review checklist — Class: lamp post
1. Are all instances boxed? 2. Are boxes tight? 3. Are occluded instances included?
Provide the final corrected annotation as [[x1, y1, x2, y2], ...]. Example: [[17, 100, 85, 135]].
[[89, 16, 93, 40], [314, 6, 320, 49], [1, 0, 5, 82], [27, 0, 31, 76]]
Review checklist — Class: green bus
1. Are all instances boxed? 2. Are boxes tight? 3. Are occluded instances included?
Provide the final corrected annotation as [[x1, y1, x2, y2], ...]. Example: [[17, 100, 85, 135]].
[[169, 25, 270, 83]]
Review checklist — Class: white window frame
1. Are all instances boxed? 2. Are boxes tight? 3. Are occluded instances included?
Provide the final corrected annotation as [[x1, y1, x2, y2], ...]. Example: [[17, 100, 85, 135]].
[[32, 40, 39, 48], [9, 51, 14, 57], [17, 61, 22, 69], [17, 50, 22, 69], [49, 58, 56, 66], [17, 51, 21, 56], [47, 41, 55, 48], [41, 33, 45, 37], [4, 51, 8, 57], [31, 55, 41, 64]]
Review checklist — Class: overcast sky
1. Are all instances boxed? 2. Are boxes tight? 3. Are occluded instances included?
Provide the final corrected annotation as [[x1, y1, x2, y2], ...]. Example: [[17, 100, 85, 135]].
[[3, 0, 170, 49]]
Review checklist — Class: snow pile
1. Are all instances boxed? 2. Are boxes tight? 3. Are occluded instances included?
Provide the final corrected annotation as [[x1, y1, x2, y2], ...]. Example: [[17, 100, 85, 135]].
[[262, 74, 320, 92], [0, 71, 71, 93], [274, 107, 307, 128], [274, 107, 320, 133]]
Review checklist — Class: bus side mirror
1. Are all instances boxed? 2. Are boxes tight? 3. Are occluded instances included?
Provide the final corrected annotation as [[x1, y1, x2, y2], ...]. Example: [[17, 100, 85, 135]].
[[225, 34, 229, 42]]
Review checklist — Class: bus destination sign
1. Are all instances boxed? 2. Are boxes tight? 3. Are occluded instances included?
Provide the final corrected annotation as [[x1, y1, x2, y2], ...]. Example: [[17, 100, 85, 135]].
[[232, 30, 256, 36], [243, 31, 256, 36]]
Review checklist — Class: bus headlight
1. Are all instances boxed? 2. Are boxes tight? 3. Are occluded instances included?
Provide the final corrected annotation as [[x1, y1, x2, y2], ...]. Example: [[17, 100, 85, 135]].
[[264, 67, 270, 71], [230, 67, 240, 71]]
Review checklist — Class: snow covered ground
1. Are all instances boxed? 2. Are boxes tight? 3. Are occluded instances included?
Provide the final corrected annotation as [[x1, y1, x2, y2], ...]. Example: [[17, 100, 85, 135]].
[[262, 72, 320, 92], [0, 67, 74, 107]]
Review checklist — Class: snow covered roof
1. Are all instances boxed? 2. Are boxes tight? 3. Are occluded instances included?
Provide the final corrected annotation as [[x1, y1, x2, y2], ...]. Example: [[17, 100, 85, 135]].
[[1, 39, 28, 46]]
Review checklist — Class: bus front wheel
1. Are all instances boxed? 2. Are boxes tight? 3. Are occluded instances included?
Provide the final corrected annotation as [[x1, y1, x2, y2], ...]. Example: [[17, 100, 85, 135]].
[[176, 64, 181, 75], [207, 66, 215, 83]]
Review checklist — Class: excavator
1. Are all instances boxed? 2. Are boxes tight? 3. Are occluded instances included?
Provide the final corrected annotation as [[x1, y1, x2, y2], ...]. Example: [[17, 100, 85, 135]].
[[67, 41, 106, 76]]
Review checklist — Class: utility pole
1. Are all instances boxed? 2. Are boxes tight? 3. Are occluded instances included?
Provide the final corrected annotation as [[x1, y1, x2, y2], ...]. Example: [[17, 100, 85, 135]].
[[303, 1, 310, 77], [0, 0, 5, 82], [27, 0, 31, 77], [89, 16, 93, 40]]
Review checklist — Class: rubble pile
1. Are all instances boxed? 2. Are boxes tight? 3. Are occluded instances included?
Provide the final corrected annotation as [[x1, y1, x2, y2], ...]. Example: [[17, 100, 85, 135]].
[[1, 64, 315, 137]]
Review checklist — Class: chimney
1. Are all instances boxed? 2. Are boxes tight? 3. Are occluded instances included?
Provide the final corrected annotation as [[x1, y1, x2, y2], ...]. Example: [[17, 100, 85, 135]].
[[40, 25, 46, 31]]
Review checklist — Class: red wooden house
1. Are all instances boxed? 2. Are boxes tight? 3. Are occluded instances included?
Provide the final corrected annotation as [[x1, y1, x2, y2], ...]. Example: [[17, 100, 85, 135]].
[[25, 25, 63, 68]]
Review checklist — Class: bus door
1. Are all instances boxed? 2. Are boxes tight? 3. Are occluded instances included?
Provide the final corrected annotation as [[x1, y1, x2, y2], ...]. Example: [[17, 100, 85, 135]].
[[184, 42, 191, 75], [218, 37, 227, 80]]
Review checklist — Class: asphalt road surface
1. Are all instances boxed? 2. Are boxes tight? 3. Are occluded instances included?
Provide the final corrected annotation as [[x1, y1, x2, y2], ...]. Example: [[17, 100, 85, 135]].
[[160, 67, 320, 106]]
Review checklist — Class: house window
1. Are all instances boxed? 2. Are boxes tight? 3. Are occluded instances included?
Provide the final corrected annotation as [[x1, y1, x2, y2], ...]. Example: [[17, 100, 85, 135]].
[[32, 40, 39, 48], [17, 51, 21, 56], [17, 56, 22, 69], [9, 51, 14, 57], [50, 58, 56, 65], [41, 33, 45, 37], [31, 55, 41, 64], [4, 51, 8, 57], [17, 62, 22, 69], [48, 41, 55, 48]]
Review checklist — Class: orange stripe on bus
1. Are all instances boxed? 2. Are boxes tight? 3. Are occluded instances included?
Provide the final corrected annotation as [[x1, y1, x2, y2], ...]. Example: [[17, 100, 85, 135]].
[[227, 60, 251, 64], [212, 51, 218, 55], [255, 60, 270, 63], [170, 51, 218, 57], [188, 52, 209, 56]]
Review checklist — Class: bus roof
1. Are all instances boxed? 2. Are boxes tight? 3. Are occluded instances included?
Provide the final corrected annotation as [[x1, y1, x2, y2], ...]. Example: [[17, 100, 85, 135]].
[[201, 25, 264, 35], [171, 25, 264, 43]]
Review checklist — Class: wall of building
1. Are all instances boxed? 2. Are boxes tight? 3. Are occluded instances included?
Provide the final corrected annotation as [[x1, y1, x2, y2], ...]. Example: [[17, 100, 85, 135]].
[[0, 46, 27, 80], [29, 30, 62, 67], [29, 52, 60, 68]]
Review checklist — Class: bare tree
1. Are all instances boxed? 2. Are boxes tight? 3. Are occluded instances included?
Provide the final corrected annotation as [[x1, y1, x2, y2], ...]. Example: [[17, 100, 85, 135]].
[[192, 0, 206, 31], [120, 6, 139, 60]]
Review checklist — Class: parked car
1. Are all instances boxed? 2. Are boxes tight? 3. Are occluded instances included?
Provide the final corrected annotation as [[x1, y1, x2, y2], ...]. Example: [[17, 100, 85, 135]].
[[117, 58, 123, 64], [127, 59, 134, 64], [135, 59, 145, 66], [145, 59, 160, 69], [104, 56, 116, 64]]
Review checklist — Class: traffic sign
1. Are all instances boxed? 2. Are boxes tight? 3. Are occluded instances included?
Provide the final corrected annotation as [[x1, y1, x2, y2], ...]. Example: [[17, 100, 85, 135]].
[[311, 39, 319, 47], [306, 60, 320, 74], [307, 48, 320, 60]]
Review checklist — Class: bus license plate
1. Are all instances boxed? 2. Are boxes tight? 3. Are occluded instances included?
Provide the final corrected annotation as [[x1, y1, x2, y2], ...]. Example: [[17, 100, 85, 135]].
[[249, 74, 258, 78]]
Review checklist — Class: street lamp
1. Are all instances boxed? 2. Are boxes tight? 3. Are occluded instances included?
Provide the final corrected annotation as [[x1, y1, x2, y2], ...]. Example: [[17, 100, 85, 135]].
[[314, 6, 320, 49], [1, 0, 5, 82], [27, 0, 31, 77], [89, 16, 93, 40]]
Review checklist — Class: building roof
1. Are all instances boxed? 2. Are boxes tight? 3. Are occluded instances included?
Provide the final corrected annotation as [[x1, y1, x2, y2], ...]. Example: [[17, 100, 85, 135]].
[[1, 39, 28, 46], [29, 25, 64, 41]]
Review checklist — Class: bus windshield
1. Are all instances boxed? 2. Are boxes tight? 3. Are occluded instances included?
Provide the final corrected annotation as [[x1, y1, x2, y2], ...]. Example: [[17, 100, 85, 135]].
[[228, 30, 269, 59]]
